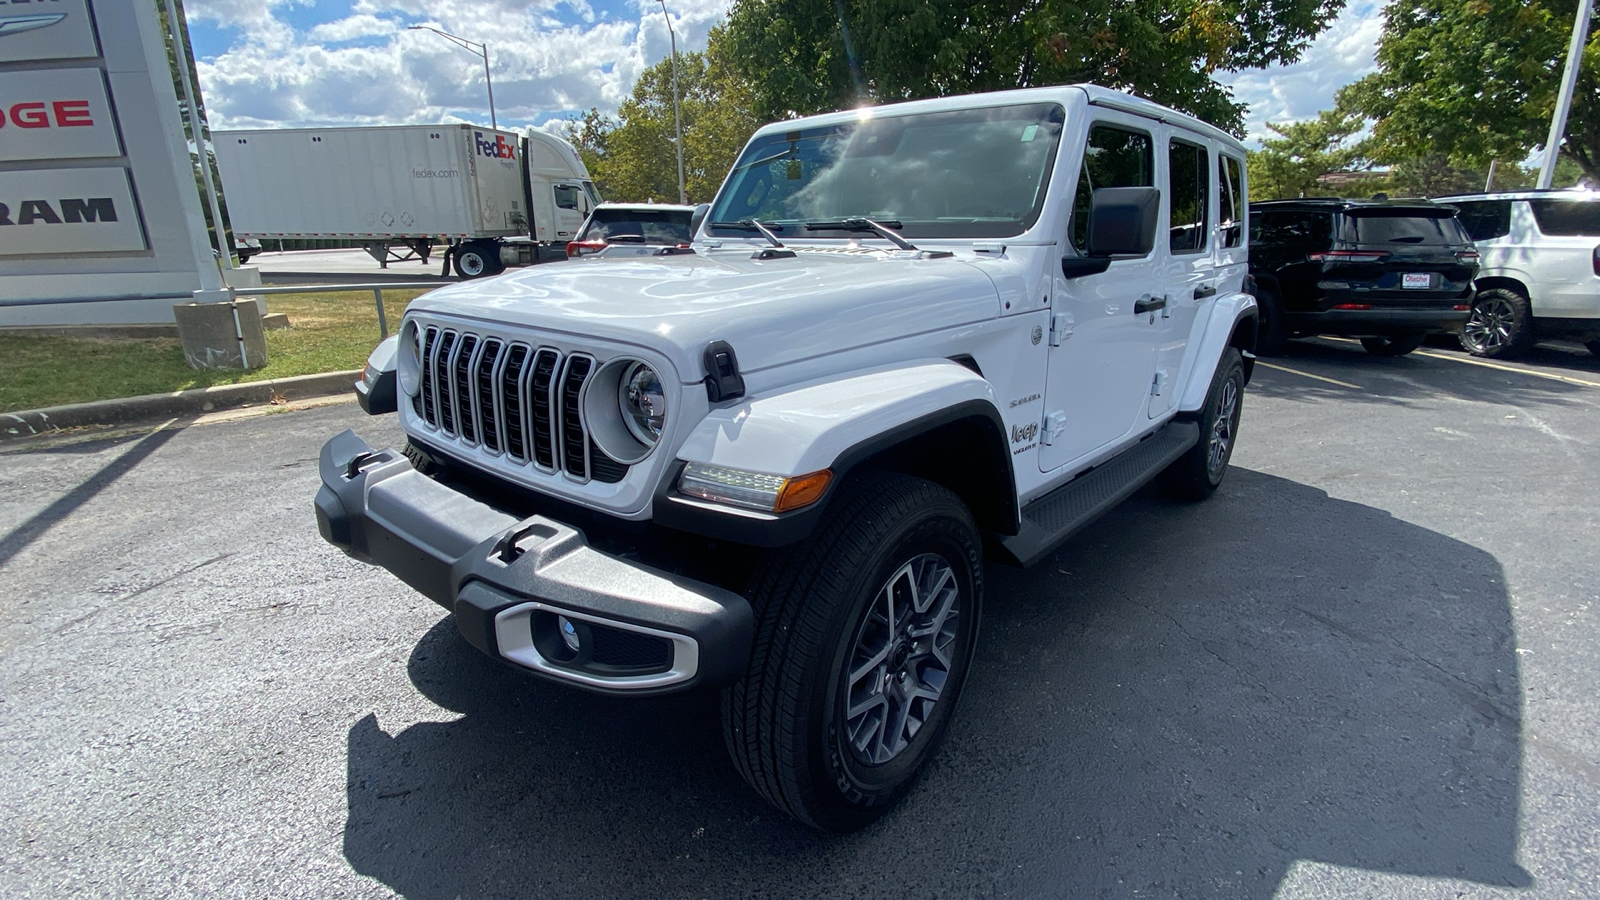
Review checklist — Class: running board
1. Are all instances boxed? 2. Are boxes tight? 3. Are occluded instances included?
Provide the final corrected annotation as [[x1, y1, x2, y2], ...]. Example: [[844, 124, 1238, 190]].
[[997, 420, 1200, 567]]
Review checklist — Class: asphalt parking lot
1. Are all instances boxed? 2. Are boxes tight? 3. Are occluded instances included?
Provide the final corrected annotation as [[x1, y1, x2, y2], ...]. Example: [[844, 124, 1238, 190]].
[[2, 339, 1597, 899]]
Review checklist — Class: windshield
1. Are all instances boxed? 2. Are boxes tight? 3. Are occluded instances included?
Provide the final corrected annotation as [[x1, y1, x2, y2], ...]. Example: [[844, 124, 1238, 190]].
[[707, 102, 1066, 240], [579, 208, 693, 245]]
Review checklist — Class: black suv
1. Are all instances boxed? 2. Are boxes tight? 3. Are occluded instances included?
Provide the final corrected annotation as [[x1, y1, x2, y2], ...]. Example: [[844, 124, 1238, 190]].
[[1249, 199, 1480, 356]]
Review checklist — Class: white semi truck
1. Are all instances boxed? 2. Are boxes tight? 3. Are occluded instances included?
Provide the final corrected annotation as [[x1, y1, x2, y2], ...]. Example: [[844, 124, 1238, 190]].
[[212, 124, 600, 278]]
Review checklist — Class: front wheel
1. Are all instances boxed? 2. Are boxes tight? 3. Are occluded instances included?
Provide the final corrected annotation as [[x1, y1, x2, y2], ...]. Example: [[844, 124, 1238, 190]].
[[1360, 332, 1426, 357], [1158, 347, 1244, 502], [722, 473, 983, 832]]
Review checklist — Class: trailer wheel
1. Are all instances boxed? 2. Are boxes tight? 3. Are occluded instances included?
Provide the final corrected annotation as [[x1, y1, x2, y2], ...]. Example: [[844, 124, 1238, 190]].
[[453, 241, 503, 279]]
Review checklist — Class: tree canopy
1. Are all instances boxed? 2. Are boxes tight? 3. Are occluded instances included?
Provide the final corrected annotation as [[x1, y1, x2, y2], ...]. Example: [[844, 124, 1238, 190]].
[[1341, 0, 1600, 182], [720, 0, 1348, 134]]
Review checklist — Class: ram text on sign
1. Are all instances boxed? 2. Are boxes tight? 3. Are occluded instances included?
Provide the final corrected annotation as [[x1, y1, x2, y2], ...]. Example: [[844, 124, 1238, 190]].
[[0, 0, 98, 64], [0, 67, 121, 162], [0, 166, 146, 255]]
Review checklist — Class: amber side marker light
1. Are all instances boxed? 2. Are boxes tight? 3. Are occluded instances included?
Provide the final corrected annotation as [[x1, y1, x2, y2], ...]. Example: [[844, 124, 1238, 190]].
[[775, 470, 833, 513]]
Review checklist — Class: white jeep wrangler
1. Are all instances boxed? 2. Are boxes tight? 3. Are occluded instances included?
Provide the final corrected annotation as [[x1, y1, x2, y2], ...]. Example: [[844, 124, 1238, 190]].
[[319, 85, 1257, 831]]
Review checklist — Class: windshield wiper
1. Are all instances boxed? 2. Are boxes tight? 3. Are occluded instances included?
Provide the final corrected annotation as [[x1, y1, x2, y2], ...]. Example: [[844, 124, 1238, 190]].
[[804, 217, 918, 251], [708, 218, 788, 247]]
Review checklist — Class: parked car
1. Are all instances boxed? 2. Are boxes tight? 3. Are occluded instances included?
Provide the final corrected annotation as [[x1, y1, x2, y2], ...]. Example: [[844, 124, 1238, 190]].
[[1431, 189, 1600, 358], [320, 85, 1258, 831], [1248, 199, 1480, 356], [566, 203, 699, 258]]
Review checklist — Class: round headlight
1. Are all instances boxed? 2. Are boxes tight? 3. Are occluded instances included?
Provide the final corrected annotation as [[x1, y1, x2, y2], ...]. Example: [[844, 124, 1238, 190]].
[[397, 321, 421, 397], [619, 362, 665, 445]]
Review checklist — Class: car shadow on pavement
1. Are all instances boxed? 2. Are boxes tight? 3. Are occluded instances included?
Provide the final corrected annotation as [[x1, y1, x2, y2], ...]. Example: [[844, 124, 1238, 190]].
[[343, 469, 1530, 899]]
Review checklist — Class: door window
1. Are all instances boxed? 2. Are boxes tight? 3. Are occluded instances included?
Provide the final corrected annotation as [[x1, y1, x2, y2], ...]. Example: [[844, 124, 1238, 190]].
[[1168, 139, 1210, 253], [1070, 125, 1154, 253], [1218, 155, 1244, 248], [553, 184, 583, 210]]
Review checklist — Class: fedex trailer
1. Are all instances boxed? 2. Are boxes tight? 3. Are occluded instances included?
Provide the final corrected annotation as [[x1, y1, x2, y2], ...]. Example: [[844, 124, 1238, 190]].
[[213, 124, 600, 278]]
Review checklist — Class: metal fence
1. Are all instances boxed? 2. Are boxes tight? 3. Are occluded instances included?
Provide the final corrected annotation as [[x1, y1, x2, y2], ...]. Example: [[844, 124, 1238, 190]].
[[221, 281, 444, 340]]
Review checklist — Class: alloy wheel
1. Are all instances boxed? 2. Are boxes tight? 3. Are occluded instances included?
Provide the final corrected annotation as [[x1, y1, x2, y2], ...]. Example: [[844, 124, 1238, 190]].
[[1207, 378, 1238, 476], [1462, 296, 1515, 354], [841, 553, 962, 766]]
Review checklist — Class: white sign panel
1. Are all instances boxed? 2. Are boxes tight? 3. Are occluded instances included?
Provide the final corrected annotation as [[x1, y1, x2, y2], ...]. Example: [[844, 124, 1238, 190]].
[[0, 166, 146, 254], [0, 67, 121, 161], [0, 0, 99, 63]]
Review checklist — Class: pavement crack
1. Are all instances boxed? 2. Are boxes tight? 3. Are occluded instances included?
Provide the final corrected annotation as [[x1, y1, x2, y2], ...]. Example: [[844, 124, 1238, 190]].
[[1128, 596, 1287, 704], [52, 552, 236, 636]]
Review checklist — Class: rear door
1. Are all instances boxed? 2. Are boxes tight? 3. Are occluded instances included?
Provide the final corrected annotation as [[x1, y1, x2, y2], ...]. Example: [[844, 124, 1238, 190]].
[[1150, 133, 1213, 417], [1040, 117, 1164, 472]]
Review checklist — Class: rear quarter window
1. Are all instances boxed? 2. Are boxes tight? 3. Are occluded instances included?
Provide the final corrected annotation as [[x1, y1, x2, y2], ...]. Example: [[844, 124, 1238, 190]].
[[1528, 199, 1600, 236], [1453, 201, 1513, 241], [1339, 211, 1467, 246]]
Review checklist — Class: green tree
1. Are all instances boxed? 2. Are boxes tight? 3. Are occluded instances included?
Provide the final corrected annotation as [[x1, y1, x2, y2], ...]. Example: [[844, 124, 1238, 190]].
[[564, 30, 761, 203], [1245, 108, 1368, 199], [721, 0, 1348, 134], [1341, 0, 1600, 182]]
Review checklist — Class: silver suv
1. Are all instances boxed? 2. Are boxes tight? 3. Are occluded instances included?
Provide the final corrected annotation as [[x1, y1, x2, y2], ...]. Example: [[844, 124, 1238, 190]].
[[1434, 190, 1600, 358]]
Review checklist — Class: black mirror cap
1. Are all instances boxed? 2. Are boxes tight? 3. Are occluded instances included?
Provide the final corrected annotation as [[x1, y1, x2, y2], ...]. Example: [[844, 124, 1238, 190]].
[[689, 203, 711, 238], [1087, 186, 1160, 257]]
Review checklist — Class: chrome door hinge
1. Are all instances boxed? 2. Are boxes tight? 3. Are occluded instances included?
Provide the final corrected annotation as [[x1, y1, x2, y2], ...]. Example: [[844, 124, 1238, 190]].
[[1041, 411, 1068, 446], [1050, 313, 1074, 346]]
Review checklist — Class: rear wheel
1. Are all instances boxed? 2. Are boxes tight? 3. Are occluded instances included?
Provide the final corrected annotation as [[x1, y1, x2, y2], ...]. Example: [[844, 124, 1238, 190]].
[[722, 473, 983, 832], [1159, 348, 1244, 502], [1360, 332, 1426, 357], [1460, 288, 1534, 358]]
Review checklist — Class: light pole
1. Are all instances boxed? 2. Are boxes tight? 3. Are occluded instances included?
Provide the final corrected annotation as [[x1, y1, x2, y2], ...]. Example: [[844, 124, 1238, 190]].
[[408, 25, 497, 130], [658, 1, 686, 204], [1538, 0, 1593, 188]]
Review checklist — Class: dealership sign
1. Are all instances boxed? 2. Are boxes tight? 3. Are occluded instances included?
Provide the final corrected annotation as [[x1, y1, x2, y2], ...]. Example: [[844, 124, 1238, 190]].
[[0, 68, 121, 161], [0, 0, 99, 63], [0, 166, 146, 254]]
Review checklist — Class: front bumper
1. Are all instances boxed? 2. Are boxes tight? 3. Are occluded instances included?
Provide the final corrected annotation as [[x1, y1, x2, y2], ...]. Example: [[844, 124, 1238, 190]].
[[314, 430, 753, 695]]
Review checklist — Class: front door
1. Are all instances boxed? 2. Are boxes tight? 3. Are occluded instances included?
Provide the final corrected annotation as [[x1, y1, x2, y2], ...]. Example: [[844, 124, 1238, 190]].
[[1039, 118, 1165, 473]]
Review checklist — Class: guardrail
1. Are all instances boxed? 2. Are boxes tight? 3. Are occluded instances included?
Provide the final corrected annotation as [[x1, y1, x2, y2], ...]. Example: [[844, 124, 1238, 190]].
[[222, 281, 444, 340]]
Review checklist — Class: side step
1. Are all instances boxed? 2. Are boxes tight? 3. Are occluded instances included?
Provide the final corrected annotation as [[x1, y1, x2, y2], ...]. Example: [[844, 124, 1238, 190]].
[[997, 420, 1200, 567]]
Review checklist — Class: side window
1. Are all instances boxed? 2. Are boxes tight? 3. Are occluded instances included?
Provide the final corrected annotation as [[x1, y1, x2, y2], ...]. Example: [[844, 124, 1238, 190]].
[[553, 184, 583, 211], [1252, 210, 1331, 255], [1453, 201, 1512, 242], [1070, 125, 1154, 254], [1168, 138, 1209, 253], [1218, 155, 1244, 248]]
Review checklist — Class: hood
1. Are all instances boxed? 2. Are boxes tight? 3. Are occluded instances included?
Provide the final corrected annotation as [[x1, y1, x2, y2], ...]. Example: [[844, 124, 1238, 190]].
[[408, 247, 1003, 382]]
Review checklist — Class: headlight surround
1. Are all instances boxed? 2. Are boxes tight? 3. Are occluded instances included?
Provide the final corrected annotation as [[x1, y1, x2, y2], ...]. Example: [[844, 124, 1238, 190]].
[[678, 463, 833, 514], [619, 362, 665, 445], [397, 321, 421, 397]]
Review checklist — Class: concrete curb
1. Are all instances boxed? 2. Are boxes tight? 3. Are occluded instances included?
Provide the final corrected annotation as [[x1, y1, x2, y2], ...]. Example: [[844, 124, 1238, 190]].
[[1, 369, 361, 443]]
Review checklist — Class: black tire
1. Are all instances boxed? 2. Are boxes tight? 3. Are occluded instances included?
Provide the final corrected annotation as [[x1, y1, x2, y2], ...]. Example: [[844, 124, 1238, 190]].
[[1360, 332, 1426, 357], [722, 472, 983, 832], [1254, 287, 1290, 356], [453, 241, 503, 279], [1460, 287, 1534, 358], [1585, 339, 1600, 359], [1158, 347, 1244, 502]]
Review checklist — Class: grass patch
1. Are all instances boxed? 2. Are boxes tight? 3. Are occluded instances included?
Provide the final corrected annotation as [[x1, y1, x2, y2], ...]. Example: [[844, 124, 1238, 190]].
[[0, 290, 427, 412]]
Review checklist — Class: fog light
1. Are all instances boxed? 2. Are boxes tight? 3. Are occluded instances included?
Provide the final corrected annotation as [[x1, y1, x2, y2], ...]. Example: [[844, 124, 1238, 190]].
[[559, 616, 581, 652]]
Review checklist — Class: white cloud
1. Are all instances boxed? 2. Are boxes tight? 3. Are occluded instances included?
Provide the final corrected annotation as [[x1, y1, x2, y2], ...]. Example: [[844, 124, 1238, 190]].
[[1220, 2, 1386, 144], [307, 14, 400, 43]]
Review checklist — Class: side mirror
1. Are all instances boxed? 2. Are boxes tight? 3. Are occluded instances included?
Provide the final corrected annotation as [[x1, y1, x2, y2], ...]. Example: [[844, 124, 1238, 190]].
[[1086, 186, 1160, 257], [689, 202, 710, 237]]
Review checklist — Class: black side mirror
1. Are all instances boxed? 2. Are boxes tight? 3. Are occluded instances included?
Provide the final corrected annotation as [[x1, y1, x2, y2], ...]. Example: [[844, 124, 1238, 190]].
[[689, 203, 711, 238], [1087, 186, 1160, 257]]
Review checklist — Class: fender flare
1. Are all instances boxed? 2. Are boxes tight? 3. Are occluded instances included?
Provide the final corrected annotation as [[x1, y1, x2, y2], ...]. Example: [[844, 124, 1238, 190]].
[[654, 359, 1017, 547], [1177, 291, 1258, 413]]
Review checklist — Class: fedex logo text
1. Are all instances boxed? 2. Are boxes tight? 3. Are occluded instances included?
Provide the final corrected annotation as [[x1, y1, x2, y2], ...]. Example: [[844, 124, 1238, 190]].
[[0, 100, 92, 128], [475, 132, 515, 160]]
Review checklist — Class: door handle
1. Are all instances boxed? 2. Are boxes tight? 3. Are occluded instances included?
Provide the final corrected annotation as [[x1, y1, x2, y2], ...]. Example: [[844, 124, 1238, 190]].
[[1194, 284, 1217, 300], [1134, 295, 1167, 315]]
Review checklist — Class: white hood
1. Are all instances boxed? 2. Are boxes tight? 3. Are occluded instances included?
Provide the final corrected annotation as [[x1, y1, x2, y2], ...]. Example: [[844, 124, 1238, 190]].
[[408, 247, 1003, 381]]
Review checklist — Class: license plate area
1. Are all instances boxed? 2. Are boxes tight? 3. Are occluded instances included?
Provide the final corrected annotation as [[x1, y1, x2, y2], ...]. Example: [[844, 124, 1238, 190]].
[[1402, 272, 1433, 290]]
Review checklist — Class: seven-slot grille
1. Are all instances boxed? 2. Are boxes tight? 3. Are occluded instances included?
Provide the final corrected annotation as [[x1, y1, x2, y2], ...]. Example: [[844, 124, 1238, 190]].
[[412, 325, 628, 483]]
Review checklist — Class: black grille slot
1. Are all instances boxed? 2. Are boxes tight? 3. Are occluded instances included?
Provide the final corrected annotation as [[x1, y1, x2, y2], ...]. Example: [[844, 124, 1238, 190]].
[[476, 339, 504, 453], [418, 326, 439, 425], [560, 356, 592, 479], [589, 442, 628, 484], [588, 625, 673, 672], [501, 344, 530, 461], [435, 330, 459, 435], [453, 334, 479, 444], [530, 349, 560, 470]]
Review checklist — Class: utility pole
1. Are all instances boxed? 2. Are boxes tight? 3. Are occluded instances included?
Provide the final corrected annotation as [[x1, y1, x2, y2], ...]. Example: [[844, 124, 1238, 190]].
[[409, 26, 497, 130], [658, 1, 687, 204], [161, 0, 232, 270], [1538, 0, 1593, 189]]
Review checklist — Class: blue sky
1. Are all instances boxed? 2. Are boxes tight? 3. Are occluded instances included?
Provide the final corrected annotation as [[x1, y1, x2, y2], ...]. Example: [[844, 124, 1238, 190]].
[[181, 0, 1386, 143]]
